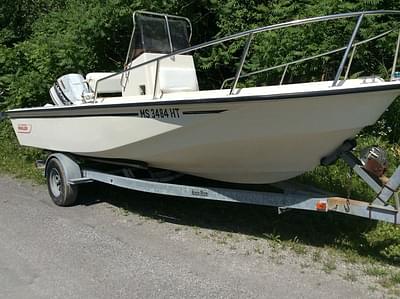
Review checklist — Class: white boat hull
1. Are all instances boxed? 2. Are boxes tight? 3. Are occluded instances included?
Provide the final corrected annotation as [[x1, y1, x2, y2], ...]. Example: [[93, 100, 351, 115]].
[[8, 80, 400, 183]]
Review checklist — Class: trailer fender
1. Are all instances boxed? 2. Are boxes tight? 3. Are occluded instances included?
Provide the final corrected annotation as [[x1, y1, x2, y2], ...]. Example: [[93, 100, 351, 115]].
[[45, 153, 82, 181]]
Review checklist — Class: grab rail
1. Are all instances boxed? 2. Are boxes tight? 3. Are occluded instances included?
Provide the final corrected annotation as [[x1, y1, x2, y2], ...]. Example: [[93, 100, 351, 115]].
[[391, 29, 400, 80], [220, 28, 397, 89], [94, 10, 400, 100]]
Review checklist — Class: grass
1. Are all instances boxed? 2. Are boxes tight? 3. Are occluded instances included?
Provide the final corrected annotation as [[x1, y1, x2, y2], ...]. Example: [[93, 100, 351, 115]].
[[388, 288, 400, 298], [341, 249, 362, 264], [0, 121, 44, 183], [363, 264, 400, 294], [390, 272, 400, 285], [365, 266, 389, 277], [322, 259, 337, 274], [312, 250, 322, 262], [288, 240, 307, 255], [115, 206, 130, 216], [262, 231, 282, 243], [378, 272, 400, 289]]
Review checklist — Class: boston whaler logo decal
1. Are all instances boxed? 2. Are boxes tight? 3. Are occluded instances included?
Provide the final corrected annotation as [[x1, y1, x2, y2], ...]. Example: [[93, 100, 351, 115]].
[[17, 123, 32, 134], [139, 108, 180, 119]]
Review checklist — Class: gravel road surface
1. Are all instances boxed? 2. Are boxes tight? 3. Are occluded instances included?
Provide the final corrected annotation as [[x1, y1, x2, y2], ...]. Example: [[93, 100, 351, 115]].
[[0, 175, 382, 298]]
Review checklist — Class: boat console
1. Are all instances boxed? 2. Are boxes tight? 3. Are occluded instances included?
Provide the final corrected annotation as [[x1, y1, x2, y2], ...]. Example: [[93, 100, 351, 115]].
[[49, 11, 199, 106], [121, 12, 198, 97]]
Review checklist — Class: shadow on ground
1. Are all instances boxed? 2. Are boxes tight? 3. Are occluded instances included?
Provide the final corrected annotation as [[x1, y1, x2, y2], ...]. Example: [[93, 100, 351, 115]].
[[76, 176, 382, 260]]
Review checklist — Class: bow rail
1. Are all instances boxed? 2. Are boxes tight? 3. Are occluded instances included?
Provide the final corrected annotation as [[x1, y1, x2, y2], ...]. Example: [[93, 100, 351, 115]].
[[221, 28, 399, 89], [94, 10, 400, 100]]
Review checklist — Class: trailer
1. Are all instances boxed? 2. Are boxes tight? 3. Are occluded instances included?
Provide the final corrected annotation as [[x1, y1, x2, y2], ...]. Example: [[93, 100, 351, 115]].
[[43, 142, 400, 225]]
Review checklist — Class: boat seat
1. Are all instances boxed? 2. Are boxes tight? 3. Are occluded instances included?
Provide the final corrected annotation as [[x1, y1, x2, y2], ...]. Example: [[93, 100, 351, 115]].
[[86, 72, 122, 94], [159, 66, 199, 94]]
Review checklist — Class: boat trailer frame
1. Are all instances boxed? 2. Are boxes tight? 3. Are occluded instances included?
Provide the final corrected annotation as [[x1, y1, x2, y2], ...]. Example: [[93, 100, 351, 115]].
[[45, 148, 400, 225]]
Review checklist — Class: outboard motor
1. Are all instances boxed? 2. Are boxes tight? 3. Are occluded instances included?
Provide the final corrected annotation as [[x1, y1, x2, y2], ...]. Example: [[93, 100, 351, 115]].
[[360, 146, 389, 178], [49, 74, 90, 106]]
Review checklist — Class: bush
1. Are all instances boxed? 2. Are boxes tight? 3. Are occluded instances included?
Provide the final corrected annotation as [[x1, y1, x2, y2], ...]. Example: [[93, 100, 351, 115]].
[[365, 223, 400, 262], [0, 120, 44, 181]]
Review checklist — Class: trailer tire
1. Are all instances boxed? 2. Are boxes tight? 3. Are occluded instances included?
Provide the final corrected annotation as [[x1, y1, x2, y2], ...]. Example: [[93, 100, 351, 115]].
[[46, 158, 78, 206]]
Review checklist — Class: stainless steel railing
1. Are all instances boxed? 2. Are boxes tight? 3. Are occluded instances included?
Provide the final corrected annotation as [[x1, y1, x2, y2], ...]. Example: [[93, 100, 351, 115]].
[[391, 29, 400, 80], [94, 10, 400, 100], [220, 28, 399, 89]]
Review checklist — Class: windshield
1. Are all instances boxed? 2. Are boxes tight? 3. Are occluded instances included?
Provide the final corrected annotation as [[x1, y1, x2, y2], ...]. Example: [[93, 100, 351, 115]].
[[126, 11, 192, 64]]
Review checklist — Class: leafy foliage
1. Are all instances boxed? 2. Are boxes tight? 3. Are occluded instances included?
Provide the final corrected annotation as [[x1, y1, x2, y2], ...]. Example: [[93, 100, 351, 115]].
[[365, 222, 400, 261], [0, 120, 44, 182]]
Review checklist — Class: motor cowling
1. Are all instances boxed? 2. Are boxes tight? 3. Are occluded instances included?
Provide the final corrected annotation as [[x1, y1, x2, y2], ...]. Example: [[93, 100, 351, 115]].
[[360, 146, 388, 178], [49, 74, 90, 106]]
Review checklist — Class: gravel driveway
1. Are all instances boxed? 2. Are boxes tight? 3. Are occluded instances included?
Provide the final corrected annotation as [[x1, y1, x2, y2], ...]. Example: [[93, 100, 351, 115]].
[[0, 175, 384, 298]]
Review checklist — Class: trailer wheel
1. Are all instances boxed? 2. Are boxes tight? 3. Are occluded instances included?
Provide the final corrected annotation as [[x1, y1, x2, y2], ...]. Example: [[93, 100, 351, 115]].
[[46, 158, 78, 206]]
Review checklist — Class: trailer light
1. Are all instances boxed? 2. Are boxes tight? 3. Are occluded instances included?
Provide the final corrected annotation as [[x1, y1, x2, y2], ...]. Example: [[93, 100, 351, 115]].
[[316, 201, 328, 212]]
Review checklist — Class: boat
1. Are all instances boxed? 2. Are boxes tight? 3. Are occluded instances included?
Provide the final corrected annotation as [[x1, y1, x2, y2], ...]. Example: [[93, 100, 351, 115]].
[[5, 10, 400, 184]]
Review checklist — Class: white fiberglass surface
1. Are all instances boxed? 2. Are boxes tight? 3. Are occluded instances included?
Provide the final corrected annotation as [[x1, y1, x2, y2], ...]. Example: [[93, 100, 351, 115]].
[[7, 77, 396, 112], [100, 77, 391, 104]]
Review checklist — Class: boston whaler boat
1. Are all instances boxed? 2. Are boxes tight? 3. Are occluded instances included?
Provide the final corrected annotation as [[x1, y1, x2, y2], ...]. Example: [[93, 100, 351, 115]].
[[6, 10, 400, 183], [3, 10, 400, 224]]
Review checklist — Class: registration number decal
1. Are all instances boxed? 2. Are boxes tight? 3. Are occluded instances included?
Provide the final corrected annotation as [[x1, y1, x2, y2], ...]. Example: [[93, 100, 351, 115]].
[[17, 124, 32, 134], [139, 108, 180, 119]]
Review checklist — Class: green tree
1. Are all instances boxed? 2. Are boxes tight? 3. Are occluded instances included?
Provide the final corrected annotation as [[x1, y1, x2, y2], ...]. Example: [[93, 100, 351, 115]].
[[0, 0, 399, 139]]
